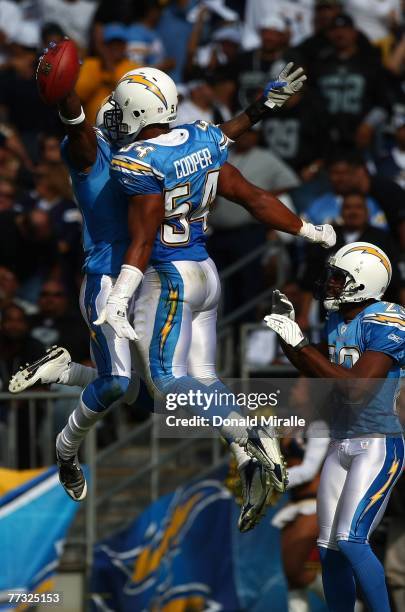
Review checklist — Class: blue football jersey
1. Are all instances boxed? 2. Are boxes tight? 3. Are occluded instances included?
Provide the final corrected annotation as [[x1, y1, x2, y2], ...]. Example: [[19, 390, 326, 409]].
[[326, 301, 405, 437], [61, 130, 130, 276], [110, 121, 230, 264]]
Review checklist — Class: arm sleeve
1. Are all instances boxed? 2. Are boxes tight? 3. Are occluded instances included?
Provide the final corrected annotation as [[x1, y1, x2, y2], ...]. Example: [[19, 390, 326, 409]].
[[60, 131, 108, 179], [286, 421, 330, 489], [363, 315, 405, 364], [110, 153, 163, 196]]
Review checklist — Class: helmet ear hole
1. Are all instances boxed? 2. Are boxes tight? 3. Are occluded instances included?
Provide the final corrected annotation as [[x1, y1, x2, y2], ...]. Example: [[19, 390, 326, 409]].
[[358, 284, 365, 291], [133, 110, 140, 118]]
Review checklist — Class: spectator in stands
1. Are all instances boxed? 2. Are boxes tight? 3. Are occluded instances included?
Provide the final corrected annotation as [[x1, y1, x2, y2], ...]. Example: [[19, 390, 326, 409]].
[[375, 114, 405, 189], [75, 23, 139, 124], [36, 0, 97, 52], [304, 152, 388, 230], [38, 133, 63, 164], [40, 22, 65, 49], [0, 0, 23, 66], [208, 128, 300, 319], [345, 0, 400, 44], [0, 303, 46, 467], [262, 86, 329, 180], [0, 177, 16, 212], [157, 0, 194, 82], [0, 123, 34, 175], [0, 209, 59, 302], [298, 191, 402, 329], [0, 303, 44, 389], [350, 160, 405, 246], [237, 15, 301, 109], [90, 0, 136, 68], [297, 0, 343, 66], [209, 68, 239, 122], [126, 0, 175, 72], [29, 279, 89, 363], [174, 77, 218, 125], [0, 22, 57, 160], [310, 14, 391, 147], [243, 0, 314, 48], [0, 266, 37, 315], [21, 163, 82, 276], [186, 13, 241, 77]]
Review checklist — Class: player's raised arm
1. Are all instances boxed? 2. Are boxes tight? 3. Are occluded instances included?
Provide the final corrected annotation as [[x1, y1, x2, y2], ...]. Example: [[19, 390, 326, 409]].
[[219, 62, 307, 141], [36, 40, 97, 172], [218, 162, 336, 248]]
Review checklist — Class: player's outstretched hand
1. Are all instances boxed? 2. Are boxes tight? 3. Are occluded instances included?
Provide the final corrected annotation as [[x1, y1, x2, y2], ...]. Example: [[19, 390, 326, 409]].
[[264, 314, 308, 350], [271, 290, 295, 320], [298, 221, 336, 248], [264, 62, 307, 110], [94, 298, 138, 341]]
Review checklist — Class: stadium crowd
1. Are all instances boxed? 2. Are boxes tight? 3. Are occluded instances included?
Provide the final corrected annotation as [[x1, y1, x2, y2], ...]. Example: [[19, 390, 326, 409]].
[[0, 1, 404, 606]]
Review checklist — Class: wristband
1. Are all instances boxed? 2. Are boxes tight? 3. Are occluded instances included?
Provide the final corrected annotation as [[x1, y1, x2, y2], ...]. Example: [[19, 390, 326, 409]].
[[295, 337, 310, 351], [245, 97, 270, 125], [110, 265, 143, 301], [298, 220, 314, 239], [59, 107, 85, 126]]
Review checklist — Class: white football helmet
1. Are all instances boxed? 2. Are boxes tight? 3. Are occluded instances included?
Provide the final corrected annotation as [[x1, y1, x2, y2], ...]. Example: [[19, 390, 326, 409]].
[[104, 67, 178, 143], [317, 242, 392, 311], [95, 96, 117, 142]]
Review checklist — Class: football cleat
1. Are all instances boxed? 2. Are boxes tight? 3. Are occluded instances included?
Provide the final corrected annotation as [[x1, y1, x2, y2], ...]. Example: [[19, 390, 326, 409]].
[[238, 459, 273, 533], [237, 426, 288, 493], [8, 346, 71, 392], [56, 435, 87, 502]]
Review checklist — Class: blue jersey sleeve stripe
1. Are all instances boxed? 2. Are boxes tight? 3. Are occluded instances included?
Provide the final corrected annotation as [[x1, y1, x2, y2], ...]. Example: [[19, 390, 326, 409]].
[[363, 314, 405, 330], [111, 158, 154, 175]]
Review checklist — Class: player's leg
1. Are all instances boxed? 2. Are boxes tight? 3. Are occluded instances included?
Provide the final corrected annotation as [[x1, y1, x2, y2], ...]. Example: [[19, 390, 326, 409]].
[[56, 274, 132, 500], [182, 256, 287, 493], [335, 436, 405, 612], [317, 441, 357, 611], [187, 277, 272, 532]]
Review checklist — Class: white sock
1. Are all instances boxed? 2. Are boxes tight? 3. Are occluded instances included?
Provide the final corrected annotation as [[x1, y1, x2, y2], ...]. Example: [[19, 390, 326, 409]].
[[230, 441, 251, 470], [288, 589, 309, 612], [60, 362, 97, 388], [56, 394, 106, 459]]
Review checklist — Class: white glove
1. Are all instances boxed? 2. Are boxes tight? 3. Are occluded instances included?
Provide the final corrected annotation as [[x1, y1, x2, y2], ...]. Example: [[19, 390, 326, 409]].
[[264, 62, 307, 110], [93, 264, 143, 341], [299, 221, 336, 248], [271, 289, 295, 321], [264, 314, 309, 349], [93, 296, 138, 340]]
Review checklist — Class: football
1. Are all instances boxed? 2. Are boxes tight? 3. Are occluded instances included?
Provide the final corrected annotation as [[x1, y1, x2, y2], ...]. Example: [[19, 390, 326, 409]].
[[36, 39, 80, 105]]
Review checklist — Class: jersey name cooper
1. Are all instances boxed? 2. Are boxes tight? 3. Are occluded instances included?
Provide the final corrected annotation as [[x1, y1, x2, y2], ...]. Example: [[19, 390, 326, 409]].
[[110, 121, 230, 263], [174, 147, 213, 179], [326, 301, 405, 438]]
